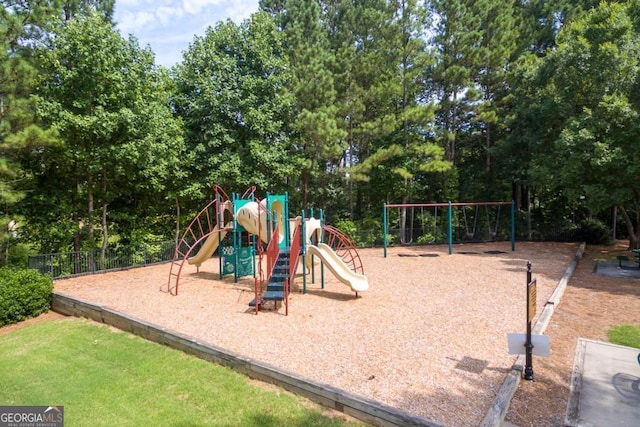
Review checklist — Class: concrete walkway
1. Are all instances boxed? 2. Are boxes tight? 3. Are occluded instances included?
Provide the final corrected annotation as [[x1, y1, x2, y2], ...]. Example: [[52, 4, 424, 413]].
[[594, 260, 640, 279], [566, 339, 640, 427]]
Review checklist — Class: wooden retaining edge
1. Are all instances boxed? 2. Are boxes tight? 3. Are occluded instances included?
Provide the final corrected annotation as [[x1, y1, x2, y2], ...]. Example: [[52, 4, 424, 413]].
[[51, 292, 442, 427], [564, 338, 587, 427], [479, 242, 587, 427]]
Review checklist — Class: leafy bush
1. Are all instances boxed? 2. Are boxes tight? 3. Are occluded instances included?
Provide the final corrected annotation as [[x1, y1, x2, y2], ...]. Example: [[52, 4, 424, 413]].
[[416, 233, 437, 245], [0, 268, 53, 327], [333, 218, 387, 247], [7, 244, 31, 268], [569, 219, 612, 245], [333, 218, 357, 237]]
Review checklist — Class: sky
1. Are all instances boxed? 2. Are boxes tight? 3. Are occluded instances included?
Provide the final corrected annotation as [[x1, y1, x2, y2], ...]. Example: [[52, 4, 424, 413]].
[[113, 0, 260, 68]]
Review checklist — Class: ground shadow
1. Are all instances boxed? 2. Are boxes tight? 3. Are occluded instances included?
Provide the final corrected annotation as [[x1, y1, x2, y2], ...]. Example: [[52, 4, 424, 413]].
[[612, 372, 640, 401], [302, 288, 359, 302]]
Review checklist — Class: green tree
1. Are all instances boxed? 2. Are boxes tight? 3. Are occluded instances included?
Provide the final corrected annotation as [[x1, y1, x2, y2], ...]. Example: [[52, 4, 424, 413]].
[[173, 12, 295, 199], [517, 2, 640, 246], [261, 0, 346, 210], [322, 0, 408, 216], [350, 0, 449, 232], [0, 0, 65, 262], [473, 0, 518, 174], [61, 0, 115, 21], [428, 0, 482, 165], [515, 0, 599, 56], [21, 13, 184, 256]]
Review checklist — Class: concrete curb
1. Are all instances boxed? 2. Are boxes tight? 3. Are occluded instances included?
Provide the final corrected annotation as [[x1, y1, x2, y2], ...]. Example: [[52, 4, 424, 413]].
[[480, 242, 587, 427]]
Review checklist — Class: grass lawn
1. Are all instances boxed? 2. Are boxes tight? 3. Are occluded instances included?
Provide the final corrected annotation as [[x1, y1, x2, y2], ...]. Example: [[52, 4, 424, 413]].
[[607, 324, 640, 349], [0, 317, 361, 426]]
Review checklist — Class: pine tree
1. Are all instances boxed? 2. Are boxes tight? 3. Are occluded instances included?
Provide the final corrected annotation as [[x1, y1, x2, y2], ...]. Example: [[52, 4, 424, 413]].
[[262, 0, 346, 210], [428, 0, 483, 165], [474, 0, 518, 173]]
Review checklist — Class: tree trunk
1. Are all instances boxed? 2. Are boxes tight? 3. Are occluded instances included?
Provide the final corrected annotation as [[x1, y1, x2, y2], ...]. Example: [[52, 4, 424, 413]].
[[447, 91, 458, 163], [348, 116, 354, 219], [100, 166, 108, 264], [400, 194, 411, 244], [87, 173, 94, 239], [486, 122, 492, 172], [73, 178, 81, 274], [617, 205, 639, 249], [174, 195, 181, 246], [527, 189, 532, 241], [300, 171, 309, 211]]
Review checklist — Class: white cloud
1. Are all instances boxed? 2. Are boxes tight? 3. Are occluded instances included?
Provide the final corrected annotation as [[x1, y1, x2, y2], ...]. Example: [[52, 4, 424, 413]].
[[223, 2, 257, 23], [114, 0, 260, 67], [155, 6, 185, 26], [117, 10, 156, 33], [182, 0, 226, 15]]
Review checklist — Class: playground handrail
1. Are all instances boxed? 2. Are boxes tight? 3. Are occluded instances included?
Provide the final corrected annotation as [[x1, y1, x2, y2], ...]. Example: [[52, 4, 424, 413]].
[[213, 185, 230, 205], [240, 185, 256, 200], [322, 225, 364, 275], [265, 224, 280, 285], [288, 221, 302, 286]]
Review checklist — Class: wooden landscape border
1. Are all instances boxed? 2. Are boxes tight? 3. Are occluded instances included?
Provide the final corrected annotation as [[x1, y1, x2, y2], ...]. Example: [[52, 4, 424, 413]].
[[51, 242, 585, 427], [51, 292, 441, 427]]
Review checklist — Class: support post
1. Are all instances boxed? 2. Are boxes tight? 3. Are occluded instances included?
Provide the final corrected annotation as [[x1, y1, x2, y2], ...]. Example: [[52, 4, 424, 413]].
[[524, 260, 534, 381], [448, 201, 453, 255], [383, 203, 388, 258], [301, 210, 307, 294]]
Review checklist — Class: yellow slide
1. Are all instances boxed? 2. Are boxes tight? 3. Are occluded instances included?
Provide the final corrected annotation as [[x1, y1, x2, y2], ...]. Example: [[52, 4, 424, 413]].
[[235, 201, 285, 245], [188, 223, 232, 267], [306, 243, 369, 293]]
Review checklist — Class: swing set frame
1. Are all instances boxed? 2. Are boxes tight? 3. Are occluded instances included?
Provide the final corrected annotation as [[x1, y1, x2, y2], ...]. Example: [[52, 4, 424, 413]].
[[382, 201, 515, 257]]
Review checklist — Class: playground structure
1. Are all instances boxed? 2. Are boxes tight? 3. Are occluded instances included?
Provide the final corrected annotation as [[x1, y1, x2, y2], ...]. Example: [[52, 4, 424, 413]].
[[166, 186, 368, 315], [383, 201, 516, 257]]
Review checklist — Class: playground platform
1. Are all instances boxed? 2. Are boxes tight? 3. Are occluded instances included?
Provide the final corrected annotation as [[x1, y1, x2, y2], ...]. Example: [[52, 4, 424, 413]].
[[566, 339, 640, 427]]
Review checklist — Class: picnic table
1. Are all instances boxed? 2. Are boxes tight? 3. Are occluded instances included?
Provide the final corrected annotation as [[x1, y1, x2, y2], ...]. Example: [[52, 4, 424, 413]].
[[616, 249, 640, 268], [632, 249, 640, 268]]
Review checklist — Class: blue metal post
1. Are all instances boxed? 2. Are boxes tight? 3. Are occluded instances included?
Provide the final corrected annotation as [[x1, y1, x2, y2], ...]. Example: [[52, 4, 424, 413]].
[[448, 201, 453, 255], [383, 203, 388, 258], [301, 210, 307, 294], [285, 192, 290, 247]]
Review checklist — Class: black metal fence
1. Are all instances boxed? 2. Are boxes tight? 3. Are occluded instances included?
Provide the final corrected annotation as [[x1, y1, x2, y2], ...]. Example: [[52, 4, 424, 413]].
[[28, 240, 178, 279], [28, 211, 583, 279]]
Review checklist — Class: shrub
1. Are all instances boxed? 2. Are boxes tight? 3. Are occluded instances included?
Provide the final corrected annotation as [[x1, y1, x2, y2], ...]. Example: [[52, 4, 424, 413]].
[[569, 219, 612, 245], [0, 268, 53, 327], [7, 243, 31, 268]]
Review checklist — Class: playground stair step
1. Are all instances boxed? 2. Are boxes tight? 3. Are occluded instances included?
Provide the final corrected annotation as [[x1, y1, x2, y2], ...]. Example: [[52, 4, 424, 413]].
[[266, 282, 286, 293], [269, 272, 288, 281], [247, 297, 262, 307], [249, 250, 291, 306], [262, 289, 285, 301]]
